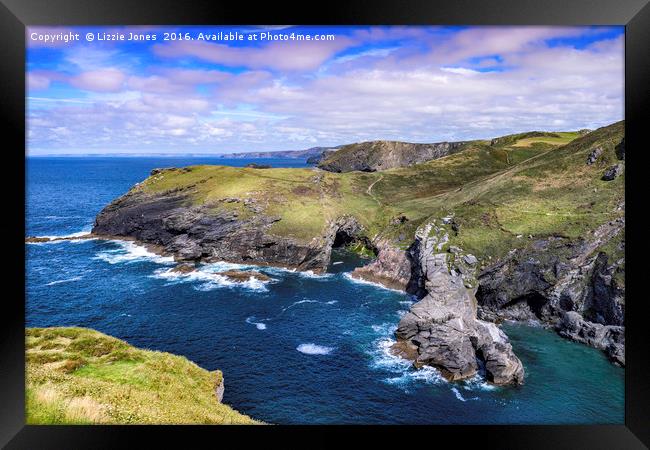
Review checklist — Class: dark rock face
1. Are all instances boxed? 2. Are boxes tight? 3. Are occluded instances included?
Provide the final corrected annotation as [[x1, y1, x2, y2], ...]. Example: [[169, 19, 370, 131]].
[[476, 217, 625, 363], [306, 149, 335, 165], [392, 221, 524, 385], [92, 190, 364, 273], [602, 163, 623, 181], [318, 140, 467, 173], [615, 138, 625, 160], [587, 252, 625, 325], [349, 238, 420, 293], [556, 312, 625, 365], [586, 146, 603, 165]]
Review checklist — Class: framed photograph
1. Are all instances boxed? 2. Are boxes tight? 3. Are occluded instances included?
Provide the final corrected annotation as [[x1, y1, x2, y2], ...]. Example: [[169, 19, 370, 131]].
[[2, 0, 648, 447]]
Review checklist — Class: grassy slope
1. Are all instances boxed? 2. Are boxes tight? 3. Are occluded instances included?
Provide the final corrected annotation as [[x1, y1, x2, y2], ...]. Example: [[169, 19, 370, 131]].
[[26, 327, 260, 424], [401, 122, 624, 262], [134, 125, 620, 261]]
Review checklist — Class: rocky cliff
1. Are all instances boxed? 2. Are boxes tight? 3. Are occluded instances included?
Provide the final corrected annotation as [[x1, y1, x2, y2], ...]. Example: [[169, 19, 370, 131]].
[[317, 140, 469, 172], [476, 216, 625, 365], [391, 221, 524, 385], [93, 181, 365, 273], [88, 121, 624, 373]]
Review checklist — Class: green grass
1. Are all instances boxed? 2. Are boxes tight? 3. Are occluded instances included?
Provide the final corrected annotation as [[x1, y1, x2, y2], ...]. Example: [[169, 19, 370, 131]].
[[26, 327, 260, 424], [131, 123, 621, 264], [510, 131, 582, 147]]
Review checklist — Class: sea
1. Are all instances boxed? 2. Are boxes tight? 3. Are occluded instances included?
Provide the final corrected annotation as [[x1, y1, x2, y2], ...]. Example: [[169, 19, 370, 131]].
[[25, 156, 624, 424]]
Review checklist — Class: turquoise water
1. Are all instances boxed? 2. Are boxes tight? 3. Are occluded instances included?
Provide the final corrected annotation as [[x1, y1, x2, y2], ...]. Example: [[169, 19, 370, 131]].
[[25, 157, 624, 424]]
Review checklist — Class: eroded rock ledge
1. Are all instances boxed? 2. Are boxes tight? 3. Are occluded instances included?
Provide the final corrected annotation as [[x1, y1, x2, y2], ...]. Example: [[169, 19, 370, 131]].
[[476, 216, 625, 365], [390, 221, 524, 385], [90, 182, 367, 273]]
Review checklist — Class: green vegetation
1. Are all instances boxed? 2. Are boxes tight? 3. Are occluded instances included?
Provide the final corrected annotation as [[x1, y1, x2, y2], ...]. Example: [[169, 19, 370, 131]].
[[135, 123, 622, 264], [26, 327, 260, 424]]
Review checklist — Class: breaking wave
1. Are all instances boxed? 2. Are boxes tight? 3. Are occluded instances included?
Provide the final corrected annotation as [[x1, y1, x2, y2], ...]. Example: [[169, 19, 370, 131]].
[[246, 317, 268, 330], [342, 273, 404, 292], [94, 241, 175, 265], [45, 276, 82, 286], [296, 343, 334, 355], [151, 265, 272, 292]]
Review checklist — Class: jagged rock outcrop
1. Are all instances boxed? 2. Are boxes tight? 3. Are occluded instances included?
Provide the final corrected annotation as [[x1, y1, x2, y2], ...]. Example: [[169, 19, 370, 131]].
[[556, 311, 625, 365], [615, 138, 625, 160], [476, 217, 625, 363], [602, 163, 623, 181], [92, 186, 365, 273], [306, 149, 336, 165], [392, 221, 524, 385], [318, 140, 468, 173], [349, 238, 420, 292], [586, 146, 603, 165]]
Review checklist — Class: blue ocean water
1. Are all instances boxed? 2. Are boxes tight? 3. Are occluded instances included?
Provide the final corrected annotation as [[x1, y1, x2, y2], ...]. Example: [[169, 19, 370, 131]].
[[25, 157, 624, 425]]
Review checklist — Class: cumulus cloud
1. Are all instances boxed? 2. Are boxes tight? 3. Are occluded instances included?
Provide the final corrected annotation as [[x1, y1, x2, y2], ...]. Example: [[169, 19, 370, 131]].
[[153, 37, 355, 71], [70, 68, 126, 92], [26, 26, 624, 154]]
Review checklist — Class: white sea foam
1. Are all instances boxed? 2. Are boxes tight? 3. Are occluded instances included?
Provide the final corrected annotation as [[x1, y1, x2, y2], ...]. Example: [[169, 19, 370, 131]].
[[369, 335, 446, 391], [151, 266, 272, 292], [42, 215, 86, 220], [94, 241, 175, 265], [245, 317, 267, 330], [45, 276, 82, 286], [342, 272, 404, 293], [280, 298, 338, 313], [451, 387, 467, 402], [332, 261, 343, 265], [42, 229, 92, 239], [461, 374, 498, 392], [27, 228, 95, 245], [202, 261, 257, 272], [296, 343, 334, 355], [368, 323, 494, 396], [263, 266, 334, 280], [281, 299, 319, 312]]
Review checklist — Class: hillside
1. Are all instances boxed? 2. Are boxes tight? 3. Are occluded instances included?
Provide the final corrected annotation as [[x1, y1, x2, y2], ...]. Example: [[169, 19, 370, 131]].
[[84, 121, 625, 380], [26, 327, 260, 424], [90, 125, 613, 270], [316, 131, 581, 173]]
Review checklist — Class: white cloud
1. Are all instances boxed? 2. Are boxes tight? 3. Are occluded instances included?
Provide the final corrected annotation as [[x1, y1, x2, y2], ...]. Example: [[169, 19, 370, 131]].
[[26, 27, 624, 154]]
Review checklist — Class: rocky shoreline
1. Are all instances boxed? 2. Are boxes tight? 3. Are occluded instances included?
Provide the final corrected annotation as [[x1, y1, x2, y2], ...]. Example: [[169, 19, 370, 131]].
[[27, 209, 625, 375], [475, 216, 625, 366], [29, 123, 624, 384]]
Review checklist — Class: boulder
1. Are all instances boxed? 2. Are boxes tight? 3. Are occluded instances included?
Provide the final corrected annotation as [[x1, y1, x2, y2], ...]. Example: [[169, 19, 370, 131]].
[[586, 146, 603, 165], [350, 238, 418, 293], [463, 254, 478, 265], [602, 163, 623, 181], [615, 138, 625, 160], [171, 263, 196, 273], [219, 270, 271, 282]]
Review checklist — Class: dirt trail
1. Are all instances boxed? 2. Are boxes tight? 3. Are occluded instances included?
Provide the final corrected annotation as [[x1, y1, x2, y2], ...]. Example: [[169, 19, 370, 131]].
[[366, 175, 384, 206]]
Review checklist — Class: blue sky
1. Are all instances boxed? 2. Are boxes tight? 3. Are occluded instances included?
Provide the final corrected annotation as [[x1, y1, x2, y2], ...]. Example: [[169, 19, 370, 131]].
[[26, 25, 624, 155]]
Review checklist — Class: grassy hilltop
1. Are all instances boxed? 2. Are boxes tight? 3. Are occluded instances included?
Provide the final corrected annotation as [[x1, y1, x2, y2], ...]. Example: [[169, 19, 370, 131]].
[[134, 122, 622, 265], [26, 327, 260, 424]]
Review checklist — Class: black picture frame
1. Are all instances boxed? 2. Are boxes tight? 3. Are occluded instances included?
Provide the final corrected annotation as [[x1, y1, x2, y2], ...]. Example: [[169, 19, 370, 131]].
[[2, 0, 648, 447]]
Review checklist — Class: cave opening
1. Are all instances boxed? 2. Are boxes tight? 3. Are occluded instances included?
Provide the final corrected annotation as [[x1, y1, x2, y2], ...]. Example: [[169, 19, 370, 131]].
[[501, 292, 549, 319], [332, 229, 356, 248]]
